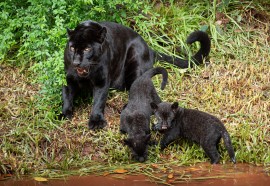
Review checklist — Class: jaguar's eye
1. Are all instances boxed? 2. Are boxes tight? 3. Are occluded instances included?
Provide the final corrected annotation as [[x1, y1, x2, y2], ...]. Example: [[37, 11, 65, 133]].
[[84, 47, 92, 52], [70, 47, 75, 52]]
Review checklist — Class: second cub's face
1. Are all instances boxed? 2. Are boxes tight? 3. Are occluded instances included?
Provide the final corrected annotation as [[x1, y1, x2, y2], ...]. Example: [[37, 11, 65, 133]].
[[151, 102, 179, 131]]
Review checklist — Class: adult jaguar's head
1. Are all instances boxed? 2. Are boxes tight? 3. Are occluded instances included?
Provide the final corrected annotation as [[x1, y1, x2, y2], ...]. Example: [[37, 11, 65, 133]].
[[66, 20, 107, 77]]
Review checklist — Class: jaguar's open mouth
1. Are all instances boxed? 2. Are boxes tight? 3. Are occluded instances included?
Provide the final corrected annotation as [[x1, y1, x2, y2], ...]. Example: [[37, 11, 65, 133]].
[[76, 67, 89, 77]]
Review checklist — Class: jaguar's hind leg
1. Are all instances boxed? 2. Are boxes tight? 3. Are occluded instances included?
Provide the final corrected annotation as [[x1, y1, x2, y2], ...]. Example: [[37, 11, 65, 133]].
[[202, 142, 220, 164]]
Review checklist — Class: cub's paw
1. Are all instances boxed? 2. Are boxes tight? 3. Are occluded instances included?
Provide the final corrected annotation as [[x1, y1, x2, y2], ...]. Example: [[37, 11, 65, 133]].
[[88, 115, 107, 130], [160, 142, 167, 151], [148, 140, 158, 146]]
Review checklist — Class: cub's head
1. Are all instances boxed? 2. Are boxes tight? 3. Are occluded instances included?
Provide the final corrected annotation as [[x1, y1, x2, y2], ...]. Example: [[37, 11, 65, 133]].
[[66, 20, 107, 77], [124, 134, 151, 162], [150, 102, 180, 131], [123, 113, 151, 162]]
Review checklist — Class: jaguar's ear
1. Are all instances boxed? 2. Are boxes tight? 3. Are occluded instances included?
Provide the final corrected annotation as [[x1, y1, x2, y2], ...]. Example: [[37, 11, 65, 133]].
[[171, 102, 179, 113], [150, 102, 158, 112], [97, 27, 107, 43], [67, 28, 74, 38]]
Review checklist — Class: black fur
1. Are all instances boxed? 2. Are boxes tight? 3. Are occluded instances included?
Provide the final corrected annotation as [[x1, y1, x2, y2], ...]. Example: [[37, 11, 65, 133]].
[[151, 102, 236, 164], [155, 31, 211, 68], [61, 20, 211, 130], [120, 67, 168, 162]]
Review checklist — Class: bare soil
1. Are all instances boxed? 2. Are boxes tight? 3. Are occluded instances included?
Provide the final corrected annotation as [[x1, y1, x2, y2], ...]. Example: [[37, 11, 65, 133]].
[[1, 163, 269, 186]]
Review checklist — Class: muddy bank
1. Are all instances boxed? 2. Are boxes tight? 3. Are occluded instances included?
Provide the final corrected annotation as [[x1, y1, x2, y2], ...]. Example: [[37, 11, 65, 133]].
[[1, 163, 269, 186]]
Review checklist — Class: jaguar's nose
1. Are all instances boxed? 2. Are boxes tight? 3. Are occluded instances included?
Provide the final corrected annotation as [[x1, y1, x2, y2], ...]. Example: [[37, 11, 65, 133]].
[[73, 60, 80, 67]]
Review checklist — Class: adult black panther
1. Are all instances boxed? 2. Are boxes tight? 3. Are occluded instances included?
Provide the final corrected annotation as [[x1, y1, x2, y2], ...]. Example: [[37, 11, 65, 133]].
[[61, 20, 211, 130]]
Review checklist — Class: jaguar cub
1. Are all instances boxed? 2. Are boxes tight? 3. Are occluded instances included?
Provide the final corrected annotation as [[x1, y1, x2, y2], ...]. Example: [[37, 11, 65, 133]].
[[120, 67, 168, 162], [151, 102, 236, 164]]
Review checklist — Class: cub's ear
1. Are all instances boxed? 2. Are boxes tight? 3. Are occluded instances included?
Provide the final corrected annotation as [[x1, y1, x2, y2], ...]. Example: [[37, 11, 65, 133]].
[[150, 102, 158, 112], [171, 102, 179, 113], [66, 28, 74, 38], [97, 27, 107, 43], [123, 138, 131, 146]]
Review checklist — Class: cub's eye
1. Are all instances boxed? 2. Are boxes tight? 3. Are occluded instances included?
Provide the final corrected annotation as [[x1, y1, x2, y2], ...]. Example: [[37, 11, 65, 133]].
[[70, 47, 75, 52], [84, 47, 92, 52]]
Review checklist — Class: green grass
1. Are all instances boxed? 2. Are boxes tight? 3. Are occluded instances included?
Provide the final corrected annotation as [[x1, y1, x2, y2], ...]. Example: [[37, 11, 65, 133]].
[[0, 0, 270, 181]]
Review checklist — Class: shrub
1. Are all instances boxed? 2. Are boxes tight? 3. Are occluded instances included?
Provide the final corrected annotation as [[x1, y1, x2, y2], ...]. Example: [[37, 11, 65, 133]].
[[0, 0, 148, 113]]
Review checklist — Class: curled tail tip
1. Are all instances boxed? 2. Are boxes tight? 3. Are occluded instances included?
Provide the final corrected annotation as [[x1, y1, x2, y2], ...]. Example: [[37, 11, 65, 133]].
[[160, 82, 166, 90], [160, 76, 168, 90], [156, 67, 168, 90], [186, 30, 210, 44], [185, 30, 211, 64]]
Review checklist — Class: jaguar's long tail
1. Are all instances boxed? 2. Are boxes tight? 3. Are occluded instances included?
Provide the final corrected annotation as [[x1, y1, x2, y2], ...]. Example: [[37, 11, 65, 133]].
[[154, 31, 211, 68]]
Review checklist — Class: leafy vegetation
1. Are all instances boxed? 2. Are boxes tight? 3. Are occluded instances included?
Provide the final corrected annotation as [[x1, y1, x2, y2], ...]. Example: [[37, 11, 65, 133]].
[[0, 0, 269, 182], [0, 0, 146, 113]]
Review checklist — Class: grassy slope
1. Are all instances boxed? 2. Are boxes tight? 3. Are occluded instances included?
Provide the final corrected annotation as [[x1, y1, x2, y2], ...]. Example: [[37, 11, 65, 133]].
[[0, 0, 269, 178]]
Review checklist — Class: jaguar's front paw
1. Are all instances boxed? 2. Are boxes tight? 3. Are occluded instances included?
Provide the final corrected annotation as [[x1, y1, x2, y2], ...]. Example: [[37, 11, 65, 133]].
[[59, 109, 73, 120], [88, 114, 107, 130]]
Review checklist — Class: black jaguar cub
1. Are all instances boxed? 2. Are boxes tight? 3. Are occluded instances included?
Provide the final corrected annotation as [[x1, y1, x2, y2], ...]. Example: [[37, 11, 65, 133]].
[[120, 67, 168, 162], [61, 20, 211, 130], [151, 102, 236, 164]]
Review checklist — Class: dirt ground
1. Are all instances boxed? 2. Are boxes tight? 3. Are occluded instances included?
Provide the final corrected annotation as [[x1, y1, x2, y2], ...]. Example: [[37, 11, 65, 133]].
[[1, 163, 269, 186]]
